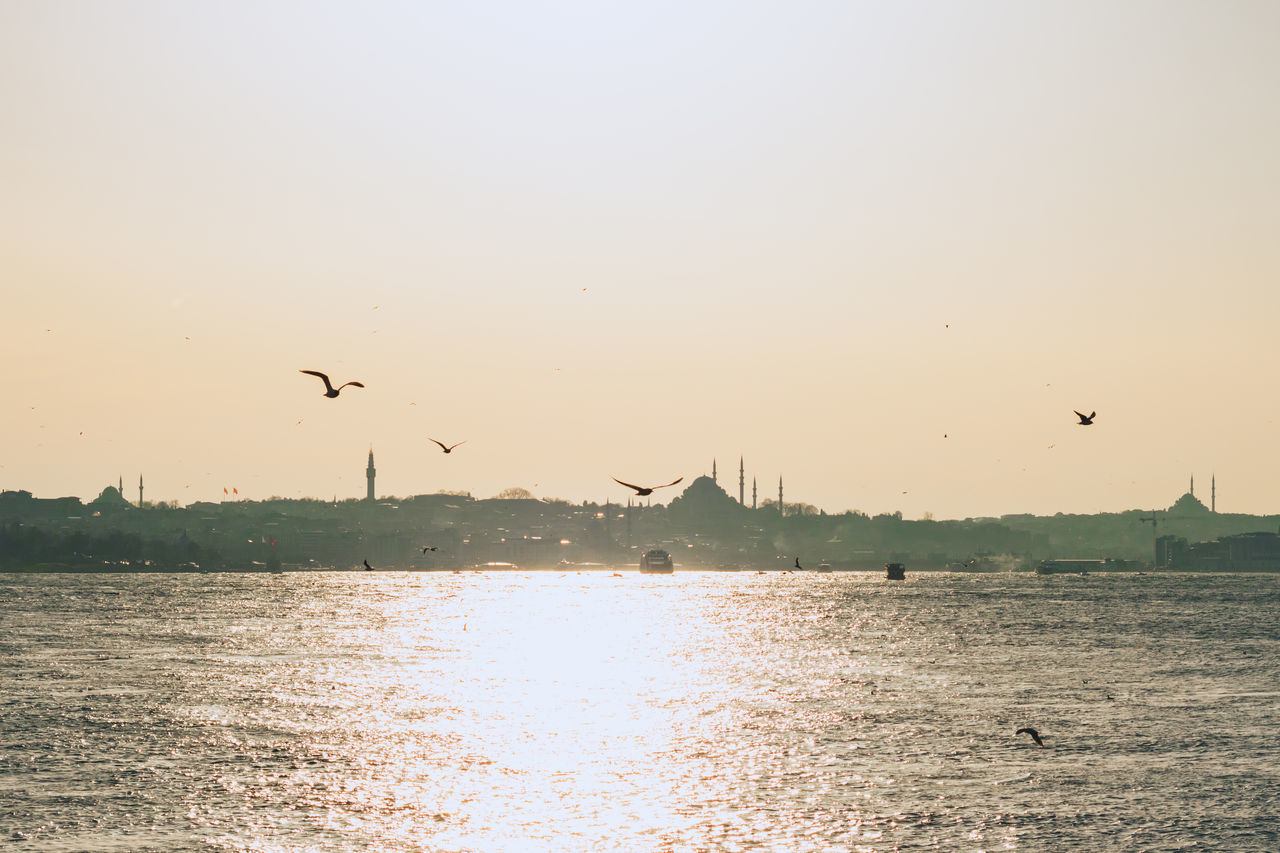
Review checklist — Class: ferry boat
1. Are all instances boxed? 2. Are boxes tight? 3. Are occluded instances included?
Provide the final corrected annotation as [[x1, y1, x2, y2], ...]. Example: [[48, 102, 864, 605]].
[[885, 562, 906, 580], [639, 548, 674, 573]]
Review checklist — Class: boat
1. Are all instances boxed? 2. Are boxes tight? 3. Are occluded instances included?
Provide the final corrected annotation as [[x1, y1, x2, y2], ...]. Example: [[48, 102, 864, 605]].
[[816, 562, 833, 572], [639, 548, 674, 573], [885, 562, 906, 580]]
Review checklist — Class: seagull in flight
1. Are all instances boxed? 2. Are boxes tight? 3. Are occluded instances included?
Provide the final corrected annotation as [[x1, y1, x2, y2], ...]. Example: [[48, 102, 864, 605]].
[[1074, 410, 1096, 426], [1016, 727, 1045, 747], [422, 546, 437, 553], [429, 438, 467, 454], [795, 557, 802, 570], [300, 370, 365, 398], [363, 559, 374, 571], [612, 476, 683, 496]]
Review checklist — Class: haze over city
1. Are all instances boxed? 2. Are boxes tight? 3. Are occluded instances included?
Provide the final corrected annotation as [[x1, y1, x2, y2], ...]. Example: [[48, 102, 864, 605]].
[[4, 1, 1279, 519]]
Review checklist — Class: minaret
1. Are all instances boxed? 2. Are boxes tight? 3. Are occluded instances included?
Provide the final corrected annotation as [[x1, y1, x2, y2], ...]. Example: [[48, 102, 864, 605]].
[[752, 477, 757, 510], [739, 456, 745, 504], [778, 476, 784, 516], [366, 447, 376, 502], [118, 476, 123, 497], [1190, 474, 1194, 498], [1212, 475, 1216, 513], [138, 474, 143, 508], [712, 458, 717, 484]]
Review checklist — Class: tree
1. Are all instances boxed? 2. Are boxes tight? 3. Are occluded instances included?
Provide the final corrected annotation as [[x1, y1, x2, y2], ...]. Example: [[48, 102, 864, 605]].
[[494, 487, 535, 500]]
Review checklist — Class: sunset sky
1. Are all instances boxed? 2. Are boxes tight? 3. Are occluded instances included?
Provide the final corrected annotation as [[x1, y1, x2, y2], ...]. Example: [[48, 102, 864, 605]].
[[4, 1, 1279, 519]]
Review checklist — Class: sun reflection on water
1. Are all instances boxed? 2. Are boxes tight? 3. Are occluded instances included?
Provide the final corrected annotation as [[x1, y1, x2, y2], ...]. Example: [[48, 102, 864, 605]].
[[235, 572, 746, 852]]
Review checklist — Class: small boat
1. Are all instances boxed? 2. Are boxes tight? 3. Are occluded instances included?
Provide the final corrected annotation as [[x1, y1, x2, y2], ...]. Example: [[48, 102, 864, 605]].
[[639, 549, 674, 573], [885, 562, 906, 580]]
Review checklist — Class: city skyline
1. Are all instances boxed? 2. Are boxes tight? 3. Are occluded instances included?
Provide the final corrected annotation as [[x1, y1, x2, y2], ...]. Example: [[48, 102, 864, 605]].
[[4, 2, 1279, 519], [8, 449, 1231, 523]]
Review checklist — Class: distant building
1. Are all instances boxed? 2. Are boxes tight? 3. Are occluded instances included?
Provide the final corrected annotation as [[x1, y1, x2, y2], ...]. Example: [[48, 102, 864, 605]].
[[1158, 532, 1280, 571], [90, 485, 133, 512], [366, 448, 376, 502]]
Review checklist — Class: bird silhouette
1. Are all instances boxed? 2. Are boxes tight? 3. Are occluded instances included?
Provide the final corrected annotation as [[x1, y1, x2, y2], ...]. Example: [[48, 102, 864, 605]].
[[300, 370, 364, 398], [429, 438, 466, 453], [363, 559, 373, 571], [795, 557, 802, 570], [1016, 727, 1045, 747], [1074, 410, 1096, 425], [422, 546, 437, 553], [612, 476, 683, 496]]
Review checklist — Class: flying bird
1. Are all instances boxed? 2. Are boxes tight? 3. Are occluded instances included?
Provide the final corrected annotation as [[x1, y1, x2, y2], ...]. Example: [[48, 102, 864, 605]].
[[429, 438, 467, 453], [1016, 727, 1045, 747], [422, 546, 437, 553], [612, 476, 683, 496], [300, 370, 365, 398], [363, 559, 374, 571], [1074, 410, 1096, 425], [794, 557, 802, 570]]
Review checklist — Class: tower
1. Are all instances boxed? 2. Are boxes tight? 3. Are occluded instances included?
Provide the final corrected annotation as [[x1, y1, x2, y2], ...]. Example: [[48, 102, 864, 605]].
[[1190, 474, 1195, 498], [778, 476, 784, 516], [118, 475, 123, 497], [138, 474, 143, 508], [739, 456, 745, 505], [752, 477, 757, 510], [366, 447, 376, 502], [1212, 474, 1216, 513], [712, 458, 717, 484]]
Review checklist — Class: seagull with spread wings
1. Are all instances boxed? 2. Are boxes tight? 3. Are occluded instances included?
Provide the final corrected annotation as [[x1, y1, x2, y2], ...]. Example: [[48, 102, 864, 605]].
[[612, 476, 683, 496], [300, 370, 365, 398], [429, 438, 467, 454]]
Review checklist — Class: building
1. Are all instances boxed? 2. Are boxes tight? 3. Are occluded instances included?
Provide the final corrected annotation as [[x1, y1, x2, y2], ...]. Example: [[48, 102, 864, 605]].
[[1158, 532, 1280, 571]]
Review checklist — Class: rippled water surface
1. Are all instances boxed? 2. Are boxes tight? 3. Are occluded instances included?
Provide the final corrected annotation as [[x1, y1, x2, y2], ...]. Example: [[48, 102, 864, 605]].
[[2, 571, 1278, 851]]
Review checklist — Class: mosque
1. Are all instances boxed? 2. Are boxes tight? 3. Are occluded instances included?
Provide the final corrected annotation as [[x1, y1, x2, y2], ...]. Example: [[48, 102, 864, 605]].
[[704, 456, 782, 513]]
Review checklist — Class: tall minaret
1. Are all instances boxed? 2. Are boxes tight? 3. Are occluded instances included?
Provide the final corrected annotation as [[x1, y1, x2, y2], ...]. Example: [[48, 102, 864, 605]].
[[1212, 474, 1216, 513], [366, 447, 376, 502], [138, 474, 144, 508], [118, 476, 123, 497], [712, 458, 718, 484], [752, 477, 757, 510], [1190, 474, 1195, 498], [739, 456, 745, 504], [778, 476, 784, 516]]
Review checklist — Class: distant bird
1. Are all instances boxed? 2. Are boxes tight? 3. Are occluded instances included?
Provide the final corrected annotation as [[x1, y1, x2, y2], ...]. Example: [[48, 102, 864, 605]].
[[795, 557, 802, 570], [1016, 727, 1045, 747], [422, 546, 437, 553], [363, 559, 373, 571], [1074, 410, 1096, 426], [300, 370, 365, 398], [429, 438, 467, 454], [612, 476, 683, 496]]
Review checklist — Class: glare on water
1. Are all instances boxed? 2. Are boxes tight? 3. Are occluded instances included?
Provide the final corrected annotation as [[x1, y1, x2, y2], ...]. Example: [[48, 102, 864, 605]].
[[2, 571, 1278, 852]]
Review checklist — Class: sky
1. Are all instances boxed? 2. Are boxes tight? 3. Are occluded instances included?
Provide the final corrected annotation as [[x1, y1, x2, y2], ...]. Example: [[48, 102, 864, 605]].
[[3, 0, 1279, 520]]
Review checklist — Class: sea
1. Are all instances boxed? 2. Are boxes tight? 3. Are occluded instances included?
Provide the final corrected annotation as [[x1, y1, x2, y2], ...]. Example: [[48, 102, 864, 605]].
[[1, 570, 1277, 852]]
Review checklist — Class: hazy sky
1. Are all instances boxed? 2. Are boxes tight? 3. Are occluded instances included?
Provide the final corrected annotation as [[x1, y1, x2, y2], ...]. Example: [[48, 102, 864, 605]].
[[4, 1, 1279, 519]]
